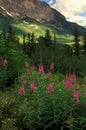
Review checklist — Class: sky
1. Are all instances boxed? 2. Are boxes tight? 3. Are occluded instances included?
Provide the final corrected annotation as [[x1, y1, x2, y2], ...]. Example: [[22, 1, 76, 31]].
[[41, 0, 86, 26]]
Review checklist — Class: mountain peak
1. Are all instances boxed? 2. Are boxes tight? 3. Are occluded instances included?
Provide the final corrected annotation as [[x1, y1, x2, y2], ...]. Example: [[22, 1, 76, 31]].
[[0, 0, 64, 21], [0, 0, 86, 34]]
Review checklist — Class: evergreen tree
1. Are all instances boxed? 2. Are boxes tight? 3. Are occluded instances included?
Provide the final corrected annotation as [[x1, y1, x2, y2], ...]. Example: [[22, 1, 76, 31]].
[[44, 29, 52, 47], [73, 26, 80, 56], [83, 31, 86, 55], [23, 34, 27, 54], [28, 33, 36, 56], [7, 25, 15, 42], [52, 34, 57, 50], [65, 45, 73, 56], [2, 29, 6, 40]]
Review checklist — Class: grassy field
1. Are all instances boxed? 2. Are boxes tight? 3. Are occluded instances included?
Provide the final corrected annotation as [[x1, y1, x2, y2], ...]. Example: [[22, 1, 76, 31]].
[[12, 22, 74, 44]]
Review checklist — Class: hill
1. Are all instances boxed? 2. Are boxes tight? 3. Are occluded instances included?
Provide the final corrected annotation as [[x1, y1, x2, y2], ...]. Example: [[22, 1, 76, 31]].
[[0, 0, 86, 36]]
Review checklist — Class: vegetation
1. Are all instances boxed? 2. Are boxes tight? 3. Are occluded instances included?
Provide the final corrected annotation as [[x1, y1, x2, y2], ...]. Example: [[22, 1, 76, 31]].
[[0, 25, 86, 130]]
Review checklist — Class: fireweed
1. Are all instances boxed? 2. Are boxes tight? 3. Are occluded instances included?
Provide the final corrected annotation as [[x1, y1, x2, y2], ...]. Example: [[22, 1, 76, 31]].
[[19, 86, 25, 96], [47, 83, 54, 96], [0, 57, 8, 66], [73, 91, 79, 104], [17, 61, 86, 129], [38, 63, 44, 74], [65, 73, 76, 90], [30, 82, 37, 91], [50, 62, 54, 70]]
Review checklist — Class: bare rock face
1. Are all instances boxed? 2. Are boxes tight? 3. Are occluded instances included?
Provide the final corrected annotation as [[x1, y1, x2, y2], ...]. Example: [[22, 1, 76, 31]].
[[0, 0, 65, 22], [0, 0, 85, 34]]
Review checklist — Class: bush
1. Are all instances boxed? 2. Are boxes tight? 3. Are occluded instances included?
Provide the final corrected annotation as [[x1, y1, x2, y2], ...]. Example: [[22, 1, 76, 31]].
[[0, 40, 30, 89]]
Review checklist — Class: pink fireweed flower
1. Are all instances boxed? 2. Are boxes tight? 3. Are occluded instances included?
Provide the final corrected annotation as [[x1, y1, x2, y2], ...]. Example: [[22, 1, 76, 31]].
[[47, 72, 52, 79], [19, 86, 25, 96], [25, 61, 29, 68], [38, 63, 44, 74], [65, 74, 76, 90], [73, 91, 79, 104], [50, 62, 54, 70], [48, 83, 54, 96], [2, 59, 8, 65], [65, 78, 72, 90], [30, 82, 37, 91], [70, 74, 76, 82]]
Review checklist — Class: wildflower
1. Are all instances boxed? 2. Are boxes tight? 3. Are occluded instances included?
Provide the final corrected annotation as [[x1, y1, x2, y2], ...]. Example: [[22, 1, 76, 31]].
[[25, 61, 29, 68], [50, 62, 54, 70], [70, 73, 76, 82], [30, 82, 37, 91], [38, 63, 44, 74], [19, 86, 25, 96], [47, 72, 52, 79], [48, 83, 54, 96], [65, 78, 72, 90], [2, 59, 8, 65], [73, 91, 79, 104]]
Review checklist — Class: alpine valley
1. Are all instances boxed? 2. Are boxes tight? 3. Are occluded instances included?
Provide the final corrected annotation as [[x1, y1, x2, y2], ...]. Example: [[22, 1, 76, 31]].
[[0, 0, 86, 40]]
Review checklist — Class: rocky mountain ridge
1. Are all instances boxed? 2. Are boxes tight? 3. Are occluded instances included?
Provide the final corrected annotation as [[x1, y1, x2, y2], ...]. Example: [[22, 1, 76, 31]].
[[0, 0, 86, 34]]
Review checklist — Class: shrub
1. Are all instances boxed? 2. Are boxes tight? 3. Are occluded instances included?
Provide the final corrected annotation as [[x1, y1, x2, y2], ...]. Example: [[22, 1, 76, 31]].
[[0, 40, 30, 89]]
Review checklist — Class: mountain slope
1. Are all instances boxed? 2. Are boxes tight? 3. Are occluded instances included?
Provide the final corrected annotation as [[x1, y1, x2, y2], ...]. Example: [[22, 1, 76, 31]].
[[0, 0, 86, 34]]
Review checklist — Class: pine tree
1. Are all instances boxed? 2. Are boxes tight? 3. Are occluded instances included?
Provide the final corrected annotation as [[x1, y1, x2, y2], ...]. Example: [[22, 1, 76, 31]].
[[83, 31, 86, 55], [53, 34, 57, 50], [44, 29, 52, 47], [7, 26, 15, 42], [28, 33, 36, 56], [23, 34, 27, 54], [2, 29, 6, 40], [27, 32, 31, 42], [73, 26, 80, 56]]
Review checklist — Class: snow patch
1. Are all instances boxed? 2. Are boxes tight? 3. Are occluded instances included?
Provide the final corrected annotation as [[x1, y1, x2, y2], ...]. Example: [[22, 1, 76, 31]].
[[0, 5, 6, 10], [6, 11, 13, 17]]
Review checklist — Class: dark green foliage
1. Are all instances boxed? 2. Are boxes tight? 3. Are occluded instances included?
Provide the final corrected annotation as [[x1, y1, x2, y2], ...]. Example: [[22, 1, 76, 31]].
[[44, 29, 52, 47], [2, 29, 6, 40], [73, 26, 80, 56], [27, 33, 36, 56], [0, 38, 30, 89], [23, 34, 27, 54], [0, 65, 9, 89], [0, 24, 86, 130], [14, 67, 86, 130], [7, 25, 16, 42], [83, 31, 86, 55], [64, 45, 73, 56]]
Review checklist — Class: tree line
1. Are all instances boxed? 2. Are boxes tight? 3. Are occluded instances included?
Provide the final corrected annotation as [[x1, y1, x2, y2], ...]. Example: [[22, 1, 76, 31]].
[[0, 25, 86, 57]]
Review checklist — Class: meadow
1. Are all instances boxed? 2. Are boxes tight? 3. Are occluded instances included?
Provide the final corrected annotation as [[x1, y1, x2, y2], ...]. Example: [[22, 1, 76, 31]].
[[0, 26, 86, 130], [12, 22, 74, 44]]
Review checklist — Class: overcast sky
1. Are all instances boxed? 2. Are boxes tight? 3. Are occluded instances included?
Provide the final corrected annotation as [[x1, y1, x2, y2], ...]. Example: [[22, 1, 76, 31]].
[[42, 0, 86, 26]]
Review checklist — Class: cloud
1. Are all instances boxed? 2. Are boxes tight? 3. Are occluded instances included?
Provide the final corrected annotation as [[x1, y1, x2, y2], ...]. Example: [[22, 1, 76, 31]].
[[52, 0, 86, 26], [48, 0, 56, 5]]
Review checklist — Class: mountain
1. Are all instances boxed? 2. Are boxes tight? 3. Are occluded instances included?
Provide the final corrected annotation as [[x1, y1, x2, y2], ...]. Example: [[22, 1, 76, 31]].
[[0, 0, 86, 34]]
